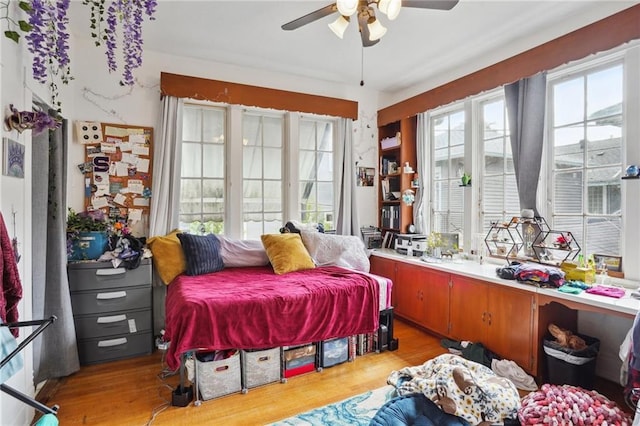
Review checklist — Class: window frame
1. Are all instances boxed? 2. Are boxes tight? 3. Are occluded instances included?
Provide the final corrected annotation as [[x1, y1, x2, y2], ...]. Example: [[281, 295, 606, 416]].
[[429, 103, 468, 244], [179, 103, 227, 235], [241, 109, 285, 239], [180, 102, 339, 239], [298, 117, 336, 230], [545, 56, 625, 257]]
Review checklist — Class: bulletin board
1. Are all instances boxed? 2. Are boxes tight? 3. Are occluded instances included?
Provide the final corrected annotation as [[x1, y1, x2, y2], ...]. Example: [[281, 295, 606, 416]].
[[76, 121, 153, 235]]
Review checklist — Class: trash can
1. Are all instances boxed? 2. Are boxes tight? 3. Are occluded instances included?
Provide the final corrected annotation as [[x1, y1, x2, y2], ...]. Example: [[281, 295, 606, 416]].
[[543, 333, 600, 389]]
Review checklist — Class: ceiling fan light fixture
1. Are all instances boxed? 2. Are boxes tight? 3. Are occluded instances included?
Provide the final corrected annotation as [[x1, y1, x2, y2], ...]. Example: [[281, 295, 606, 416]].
[[328, 15, 350, 39], [336, 0, 359, 16], [378, 0, 401, 20], [367, 17, 387, 41]]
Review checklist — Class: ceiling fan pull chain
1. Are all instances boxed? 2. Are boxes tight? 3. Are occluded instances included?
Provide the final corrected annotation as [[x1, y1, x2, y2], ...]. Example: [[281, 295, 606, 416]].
[[360, 45, 365, 86]]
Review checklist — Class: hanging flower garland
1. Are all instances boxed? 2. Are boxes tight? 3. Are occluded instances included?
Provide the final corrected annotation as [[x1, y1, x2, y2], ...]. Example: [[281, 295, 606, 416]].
[[25, 0, 72, 111], [1, 0, 157, 110], [85, 0, 157, 86]]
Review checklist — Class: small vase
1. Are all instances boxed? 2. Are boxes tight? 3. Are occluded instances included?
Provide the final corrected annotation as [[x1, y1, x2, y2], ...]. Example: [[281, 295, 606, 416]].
[[432, 247, 442, 258]]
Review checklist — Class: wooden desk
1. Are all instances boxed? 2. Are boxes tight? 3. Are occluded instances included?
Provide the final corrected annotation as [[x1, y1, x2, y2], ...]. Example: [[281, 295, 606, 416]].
[[370, 249, 639, 378]]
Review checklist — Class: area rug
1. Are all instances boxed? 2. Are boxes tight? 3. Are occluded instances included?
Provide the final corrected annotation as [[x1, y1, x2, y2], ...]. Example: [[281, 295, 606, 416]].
[[269, 385, 397, 426]]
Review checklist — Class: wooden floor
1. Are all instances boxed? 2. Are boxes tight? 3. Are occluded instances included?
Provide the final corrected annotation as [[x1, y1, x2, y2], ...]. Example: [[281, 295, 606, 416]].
[[38, 320, 631, 425]]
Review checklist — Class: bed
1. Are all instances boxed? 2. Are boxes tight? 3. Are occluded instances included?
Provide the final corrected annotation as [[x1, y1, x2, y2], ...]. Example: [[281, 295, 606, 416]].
[[164, 265, 391, 370], [154, 230, 393, 371]]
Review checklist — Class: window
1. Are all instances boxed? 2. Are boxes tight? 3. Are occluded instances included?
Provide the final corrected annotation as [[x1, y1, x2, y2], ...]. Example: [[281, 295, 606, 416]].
[[180, 104, 338, 239], [299, 119, 334, 230], [431, 108, 465, 238], [242, 112, 284, 239], [549, 62, 623, 256], [480, 97, 520, 232], [180, 105, 226, 234]]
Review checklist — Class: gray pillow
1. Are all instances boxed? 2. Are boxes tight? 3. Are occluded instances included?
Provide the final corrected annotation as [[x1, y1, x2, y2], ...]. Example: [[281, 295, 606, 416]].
[[217, 236, 269, 267]]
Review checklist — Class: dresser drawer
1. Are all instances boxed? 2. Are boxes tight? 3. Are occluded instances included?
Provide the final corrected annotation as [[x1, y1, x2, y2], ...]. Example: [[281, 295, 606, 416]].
[[74, 309, 152, 340], [70, 287, 151, 315], [77, 331, 152, 365], [67, 260, 151, 292]]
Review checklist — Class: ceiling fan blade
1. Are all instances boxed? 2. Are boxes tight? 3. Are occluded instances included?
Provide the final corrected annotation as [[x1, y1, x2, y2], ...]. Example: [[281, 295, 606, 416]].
[[402, 0, 459, 11], [358, 10, 380, 48], [281, 4, 338, 31]]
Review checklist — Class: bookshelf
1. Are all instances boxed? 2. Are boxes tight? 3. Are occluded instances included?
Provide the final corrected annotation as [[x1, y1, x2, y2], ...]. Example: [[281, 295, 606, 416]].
[[377, 116, 417, 242]]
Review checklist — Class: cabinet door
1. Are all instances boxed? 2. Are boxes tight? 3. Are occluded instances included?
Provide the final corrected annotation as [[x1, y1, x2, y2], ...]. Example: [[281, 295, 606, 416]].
[[449, 275, 488, 343], [370, 256, 396, 283], [487, 286, 534, 372], [421, 268, 450, 336], [394, 262, 425, 324]]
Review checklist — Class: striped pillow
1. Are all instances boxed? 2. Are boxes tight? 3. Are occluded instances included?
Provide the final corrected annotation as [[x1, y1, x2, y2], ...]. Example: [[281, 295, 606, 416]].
[[176, 233, 224, 276]]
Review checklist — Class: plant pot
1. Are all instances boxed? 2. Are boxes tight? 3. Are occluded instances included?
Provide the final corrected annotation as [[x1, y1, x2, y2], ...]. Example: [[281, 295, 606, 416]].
[[68, 231, 108, 261]]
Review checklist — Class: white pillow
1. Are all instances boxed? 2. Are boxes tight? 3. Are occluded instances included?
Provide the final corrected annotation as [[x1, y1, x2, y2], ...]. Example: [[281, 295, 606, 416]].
[[218, 236, 270, 268], [300, 231, 370, 273]]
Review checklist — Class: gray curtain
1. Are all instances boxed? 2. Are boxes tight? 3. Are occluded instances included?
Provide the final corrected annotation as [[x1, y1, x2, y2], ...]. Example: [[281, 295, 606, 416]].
[[149, 96, 183, 335], [335, 118, 360, 236], [414, 113, 427, 234], [505, 72, 547, 216], [32, 118, 80, 382]]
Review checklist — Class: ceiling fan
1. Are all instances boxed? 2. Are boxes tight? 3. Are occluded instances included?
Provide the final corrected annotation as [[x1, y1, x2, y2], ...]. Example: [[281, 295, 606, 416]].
[[282, 0, 460, 47]]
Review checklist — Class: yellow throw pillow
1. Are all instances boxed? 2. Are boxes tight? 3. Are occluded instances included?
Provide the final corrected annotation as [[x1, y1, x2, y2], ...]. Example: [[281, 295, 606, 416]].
[[261, 233, 315, 275], [147, 229, 186, 284]]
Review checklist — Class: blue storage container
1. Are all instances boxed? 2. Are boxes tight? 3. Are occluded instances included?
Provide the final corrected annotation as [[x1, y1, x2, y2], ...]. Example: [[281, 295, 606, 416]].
[[69, 231, 108, 260], [318, 337, 351, 368]]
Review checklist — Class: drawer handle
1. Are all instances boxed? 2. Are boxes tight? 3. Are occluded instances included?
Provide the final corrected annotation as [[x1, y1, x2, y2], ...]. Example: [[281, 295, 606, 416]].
[[96, 291, 127, 300], [97, 314, 127, 324], [98, 337, 127, 348], [96, 268, 126, 276]]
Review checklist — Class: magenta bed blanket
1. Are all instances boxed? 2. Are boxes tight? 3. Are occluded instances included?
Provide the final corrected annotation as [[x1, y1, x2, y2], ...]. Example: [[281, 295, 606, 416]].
[[164, 265, 381, 370]]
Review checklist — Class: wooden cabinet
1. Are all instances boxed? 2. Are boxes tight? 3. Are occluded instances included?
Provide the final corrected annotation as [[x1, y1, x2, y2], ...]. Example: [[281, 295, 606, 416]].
[[488, 284, 534, 372], [394, 262, 425, 324], [448, 275, 488, 342], [378, 116, 417, 236], [369, 255, 396, 284], [449, 274, 535, 372], [420, 268, 450, 336], [385, 261, 450, 336]]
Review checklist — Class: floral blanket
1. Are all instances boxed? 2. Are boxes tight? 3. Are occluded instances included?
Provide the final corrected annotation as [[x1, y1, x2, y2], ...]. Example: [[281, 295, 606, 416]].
[[386, 353, 521, 425]]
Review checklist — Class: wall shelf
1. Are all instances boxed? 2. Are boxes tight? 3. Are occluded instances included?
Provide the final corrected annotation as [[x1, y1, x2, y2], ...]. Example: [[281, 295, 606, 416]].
[[378, 117, 417, 235], [484, 216, 580, 266]]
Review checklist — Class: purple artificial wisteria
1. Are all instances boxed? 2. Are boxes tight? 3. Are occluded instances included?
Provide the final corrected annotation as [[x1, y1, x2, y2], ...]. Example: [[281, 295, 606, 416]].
[[24, 0, 71, 110], [17, 0, 157, 110], [104, 0, 157, 85]]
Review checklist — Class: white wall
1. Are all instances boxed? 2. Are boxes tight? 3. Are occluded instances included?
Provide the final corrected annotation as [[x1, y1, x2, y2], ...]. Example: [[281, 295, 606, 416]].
[[1, 29, 33, 426]]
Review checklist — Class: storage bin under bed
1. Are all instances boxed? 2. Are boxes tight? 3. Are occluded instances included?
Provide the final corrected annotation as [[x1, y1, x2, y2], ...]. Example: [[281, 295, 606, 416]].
[[195, 350, 242, 400], [241, 347, 282, 391]]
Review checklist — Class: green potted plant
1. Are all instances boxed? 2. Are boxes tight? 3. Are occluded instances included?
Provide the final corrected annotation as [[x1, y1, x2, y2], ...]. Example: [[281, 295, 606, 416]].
[[66, 208, 110, 261]]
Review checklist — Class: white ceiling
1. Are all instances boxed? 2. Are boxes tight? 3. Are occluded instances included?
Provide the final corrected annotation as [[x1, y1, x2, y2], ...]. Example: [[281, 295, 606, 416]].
[[69, 1, 638, 102]]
